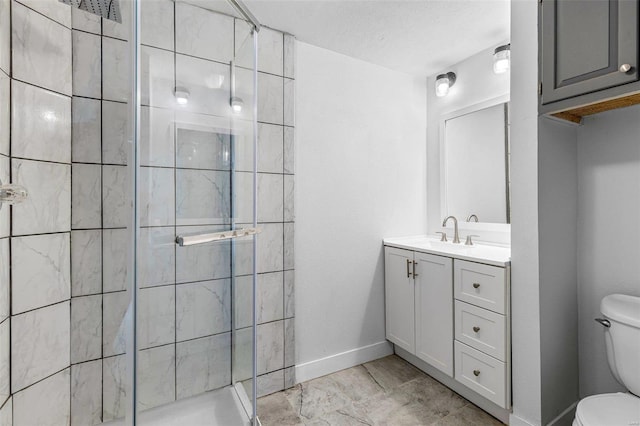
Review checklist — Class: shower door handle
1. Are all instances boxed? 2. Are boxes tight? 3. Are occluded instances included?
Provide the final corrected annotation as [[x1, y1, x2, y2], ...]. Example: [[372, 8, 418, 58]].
[[176, 227, 262, 246]]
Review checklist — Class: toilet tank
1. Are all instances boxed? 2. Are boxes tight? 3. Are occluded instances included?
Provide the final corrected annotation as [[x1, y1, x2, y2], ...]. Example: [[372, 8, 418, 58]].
[[601, 294, 640, 395]]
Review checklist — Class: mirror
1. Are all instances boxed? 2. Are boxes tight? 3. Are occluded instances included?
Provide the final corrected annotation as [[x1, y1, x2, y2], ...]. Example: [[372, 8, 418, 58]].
[[440, 96, 510, 224]]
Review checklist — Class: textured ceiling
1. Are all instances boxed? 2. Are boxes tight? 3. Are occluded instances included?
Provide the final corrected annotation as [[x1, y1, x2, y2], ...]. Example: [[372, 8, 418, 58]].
[[185, 0, 511, 76], [244, 0, 510, 76]]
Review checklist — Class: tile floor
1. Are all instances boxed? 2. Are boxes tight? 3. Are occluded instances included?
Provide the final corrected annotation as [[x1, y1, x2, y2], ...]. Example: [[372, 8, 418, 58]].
[[257, 355, 504, 426]]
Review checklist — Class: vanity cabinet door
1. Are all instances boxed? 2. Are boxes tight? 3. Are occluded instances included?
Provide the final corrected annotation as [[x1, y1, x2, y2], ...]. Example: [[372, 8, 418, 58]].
[[384, 247, 415, 353], [541, 0, 639, 105], [415, 252, 453, 377]]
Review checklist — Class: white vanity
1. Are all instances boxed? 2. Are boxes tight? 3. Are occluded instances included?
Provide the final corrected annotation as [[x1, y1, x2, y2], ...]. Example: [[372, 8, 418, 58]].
[[383, 235, 511, 421]]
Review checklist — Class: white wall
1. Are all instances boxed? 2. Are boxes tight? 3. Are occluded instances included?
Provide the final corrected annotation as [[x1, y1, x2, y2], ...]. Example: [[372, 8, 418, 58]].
[[577, 105, 640, 397], [510, 0, 542, 424], [426, 44, 510, 240], [294, 42, 427, 380]]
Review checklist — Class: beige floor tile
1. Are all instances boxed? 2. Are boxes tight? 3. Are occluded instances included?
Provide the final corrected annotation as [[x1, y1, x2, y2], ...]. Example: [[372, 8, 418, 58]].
[[258, 391, 304, 426], [362, 355, 424, 391]]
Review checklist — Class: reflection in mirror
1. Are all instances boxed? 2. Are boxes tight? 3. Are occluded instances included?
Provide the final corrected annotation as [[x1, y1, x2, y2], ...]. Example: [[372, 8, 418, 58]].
[[442, 100, 510, 224]]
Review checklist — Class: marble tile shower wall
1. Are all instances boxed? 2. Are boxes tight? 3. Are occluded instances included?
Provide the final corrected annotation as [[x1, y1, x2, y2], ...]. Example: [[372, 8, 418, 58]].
[[0, 0, 296, 425]]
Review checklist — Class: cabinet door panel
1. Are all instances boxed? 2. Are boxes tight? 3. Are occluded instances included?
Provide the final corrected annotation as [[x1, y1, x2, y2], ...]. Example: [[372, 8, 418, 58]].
[[384, 247, 415, 353], [541, 0, 639, 105], [415, 252, 453, 377]]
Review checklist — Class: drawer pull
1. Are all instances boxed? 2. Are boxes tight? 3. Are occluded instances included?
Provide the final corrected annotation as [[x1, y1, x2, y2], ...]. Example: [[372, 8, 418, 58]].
[[473, 326, 480, 333], [413, 261, 418, 277], [406, 259, 412, 278], [473, 369, 481, 377], [472, 283, 480, 289]]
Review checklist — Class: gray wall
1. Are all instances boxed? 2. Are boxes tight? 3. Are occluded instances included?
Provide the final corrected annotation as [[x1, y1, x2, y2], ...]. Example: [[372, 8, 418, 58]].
[[577, 105, 640, 397], [538, 118, 579, 425]]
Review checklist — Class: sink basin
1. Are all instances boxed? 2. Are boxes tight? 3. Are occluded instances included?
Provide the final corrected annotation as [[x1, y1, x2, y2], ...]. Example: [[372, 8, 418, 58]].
[[383, 235, 510, 266]]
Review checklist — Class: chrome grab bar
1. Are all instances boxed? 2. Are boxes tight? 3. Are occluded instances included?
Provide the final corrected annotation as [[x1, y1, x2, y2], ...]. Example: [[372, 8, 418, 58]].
[[595, 318, 611, 328], [176, 227, 261, 247]]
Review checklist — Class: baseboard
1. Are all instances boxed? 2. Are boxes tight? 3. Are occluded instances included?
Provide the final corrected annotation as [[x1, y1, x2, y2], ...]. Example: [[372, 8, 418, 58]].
[[546, 401, 578, 426], [294, 341, 393, 383], [508, 415, 538, 426]]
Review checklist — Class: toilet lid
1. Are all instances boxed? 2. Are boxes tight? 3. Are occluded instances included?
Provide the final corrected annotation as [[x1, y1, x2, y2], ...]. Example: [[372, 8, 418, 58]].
[[576, 393, 640, 426]]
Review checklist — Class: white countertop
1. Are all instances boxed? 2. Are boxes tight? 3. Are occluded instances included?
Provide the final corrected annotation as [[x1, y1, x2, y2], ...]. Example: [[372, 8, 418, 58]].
[[383, 235, 511, 267]]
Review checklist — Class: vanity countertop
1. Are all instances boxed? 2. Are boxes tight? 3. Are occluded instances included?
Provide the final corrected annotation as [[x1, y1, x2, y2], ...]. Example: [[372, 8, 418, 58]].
[[383, 235, 511, 267]]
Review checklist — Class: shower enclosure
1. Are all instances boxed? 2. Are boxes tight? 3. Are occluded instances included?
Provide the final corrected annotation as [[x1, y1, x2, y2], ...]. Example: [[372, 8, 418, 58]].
[[0, 0, 296, 423]]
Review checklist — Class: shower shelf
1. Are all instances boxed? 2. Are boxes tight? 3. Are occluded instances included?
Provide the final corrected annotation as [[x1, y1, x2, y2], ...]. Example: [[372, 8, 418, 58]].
[[175, 227, 262, 246]]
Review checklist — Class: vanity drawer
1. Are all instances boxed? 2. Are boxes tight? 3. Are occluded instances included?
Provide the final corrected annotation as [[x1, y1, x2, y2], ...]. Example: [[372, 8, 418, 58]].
[[455, 341, 507, 408], [455, 301, 506, 361], [454, 260, 506, 314]]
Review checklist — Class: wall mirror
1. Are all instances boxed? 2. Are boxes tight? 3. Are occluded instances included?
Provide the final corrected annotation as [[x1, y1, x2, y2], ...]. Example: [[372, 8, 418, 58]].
[[440, 95, 510, 224]]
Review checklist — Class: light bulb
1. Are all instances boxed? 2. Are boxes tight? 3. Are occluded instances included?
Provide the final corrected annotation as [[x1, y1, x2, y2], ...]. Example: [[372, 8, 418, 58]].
[[493, 44, 510, 74], [435, 72, 456, 97], [174, 87, 190, 105], [230, 97, 244, 113]]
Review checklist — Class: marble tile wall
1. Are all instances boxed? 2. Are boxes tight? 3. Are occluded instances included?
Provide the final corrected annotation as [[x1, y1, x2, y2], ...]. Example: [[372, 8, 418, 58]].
[[2, 0, 74, 424], [1, 1, 296, 423]]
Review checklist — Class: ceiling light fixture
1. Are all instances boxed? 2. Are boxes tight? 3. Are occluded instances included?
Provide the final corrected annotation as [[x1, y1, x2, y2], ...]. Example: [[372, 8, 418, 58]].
[[230, 96, 244, 113], [435, 72, 456, 97], [174, 87, 190, 105], [493, 44, 511, 74]]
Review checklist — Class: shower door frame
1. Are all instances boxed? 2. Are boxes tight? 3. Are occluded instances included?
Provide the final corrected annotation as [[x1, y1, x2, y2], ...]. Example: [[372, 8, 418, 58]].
[[126, 0, 261, 424]]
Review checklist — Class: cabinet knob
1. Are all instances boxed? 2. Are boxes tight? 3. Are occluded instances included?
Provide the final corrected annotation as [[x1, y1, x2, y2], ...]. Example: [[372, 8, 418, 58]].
[[620, 63, 632, 73], [472, 283, 480, 289], [473, 369, 481, 377], [473, 326, 480, 333]]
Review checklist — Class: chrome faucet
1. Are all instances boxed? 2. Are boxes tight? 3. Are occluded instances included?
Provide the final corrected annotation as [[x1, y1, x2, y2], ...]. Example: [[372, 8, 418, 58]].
[[442, 216, 460, 244], [466, 214, 479, 223]]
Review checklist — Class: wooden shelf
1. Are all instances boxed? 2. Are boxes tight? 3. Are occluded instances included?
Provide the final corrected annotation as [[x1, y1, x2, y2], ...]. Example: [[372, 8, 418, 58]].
[[551, 93, 640, 124]]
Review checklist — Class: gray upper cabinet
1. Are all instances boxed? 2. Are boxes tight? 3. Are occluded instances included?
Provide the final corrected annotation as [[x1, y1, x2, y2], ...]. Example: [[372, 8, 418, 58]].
[[541, 0, 639, 107]]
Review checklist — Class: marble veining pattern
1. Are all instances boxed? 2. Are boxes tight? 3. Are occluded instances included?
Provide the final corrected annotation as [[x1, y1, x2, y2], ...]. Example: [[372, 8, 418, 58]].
[[72, 7, 101, 34], [103, 228, 128, 292], [138, 344, 176, 410], [175, 333, 231, 400], [284, 34, 296, 79], [138, 286, 175, 349], [175, 279, 231, 342], [71, 295, 102, 363], [140, 46, 175, 109], [11, 301, 70, 392], [11, 2, 72, 96], [72, 163, 102, 229], [102, 165, 129, 228], [16, 0, 71, 27], [11, 232, 71, 314], [176, 169, 230, 226], [72, 29, 101, 99], [140, 166, 175, 227], [138, 227, 175, 289], [284, 127, 295, 174], [175, 2, 233, 63], [72, 97, 102, 163], [258, 72, 284, 125], [102, 100, 129, 165], [13, 368, 70, 426], [175, 225, 231, 283], [102, 291, 129, 357], [257, 223, 284, 274], [140, 106, 174, 167], [258, 173, 284, 223], [71, 230, 102, 296], [258, 356, 504, 426], [103, 354, 127, 421], [11, 158, 71, 235], [176, 129, 231, 171], [102, 37, 130, 103], [11, 80, 71, 163], [235, 272, 283, 329], [257, 321, 284, 376], [140, 0, 174, 51], [71, 360, 102, 426]]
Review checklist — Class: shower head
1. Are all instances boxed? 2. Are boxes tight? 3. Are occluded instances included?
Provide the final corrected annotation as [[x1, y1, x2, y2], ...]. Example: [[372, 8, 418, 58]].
[[60, 0, 122, 23]]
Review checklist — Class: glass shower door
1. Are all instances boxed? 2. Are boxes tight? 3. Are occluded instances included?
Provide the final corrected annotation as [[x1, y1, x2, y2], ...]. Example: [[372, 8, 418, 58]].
[[134, 2, 258, 424]]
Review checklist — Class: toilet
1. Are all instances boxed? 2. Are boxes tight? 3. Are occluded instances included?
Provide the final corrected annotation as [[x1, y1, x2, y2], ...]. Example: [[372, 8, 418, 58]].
[[573, 294, 640, 426]]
